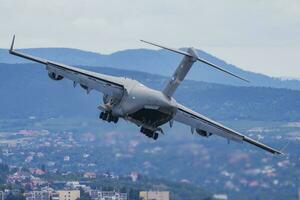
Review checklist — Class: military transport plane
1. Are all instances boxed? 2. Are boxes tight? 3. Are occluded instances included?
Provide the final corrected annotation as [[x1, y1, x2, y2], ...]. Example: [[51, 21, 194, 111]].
[[9, 36, 282, 155]]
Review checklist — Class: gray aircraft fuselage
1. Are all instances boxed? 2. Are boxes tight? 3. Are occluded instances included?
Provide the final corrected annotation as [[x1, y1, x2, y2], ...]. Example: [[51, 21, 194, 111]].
[[102, 77, 178, 131]]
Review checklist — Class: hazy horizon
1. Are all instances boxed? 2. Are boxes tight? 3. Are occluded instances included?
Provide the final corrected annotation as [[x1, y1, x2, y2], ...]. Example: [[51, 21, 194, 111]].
[[1, 0, 299, 78]]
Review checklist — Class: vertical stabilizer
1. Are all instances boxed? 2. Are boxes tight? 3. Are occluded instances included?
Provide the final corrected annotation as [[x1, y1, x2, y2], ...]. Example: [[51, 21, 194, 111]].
[[162, 48, 198, 97], [140, 40, 249, 98]]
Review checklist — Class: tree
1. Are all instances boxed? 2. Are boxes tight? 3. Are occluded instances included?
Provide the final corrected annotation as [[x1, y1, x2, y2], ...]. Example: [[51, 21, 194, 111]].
[[77, 188, 91, 200], [6, 193, 26, 200], [128, 188, 139, 200]]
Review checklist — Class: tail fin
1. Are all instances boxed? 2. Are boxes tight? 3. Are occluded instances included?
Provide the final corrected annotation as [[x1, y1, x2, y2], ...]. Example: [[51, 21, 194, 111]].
[[141, 40, 249, 97], [163, 47, 199, 97]]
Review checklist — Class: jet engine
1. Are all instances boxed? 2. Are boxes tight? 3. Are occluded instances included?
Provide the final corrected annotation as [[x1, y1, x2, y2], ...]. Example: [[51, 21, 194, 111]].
[[103, 94, 120, 106], [196, 128, 212, 137], [48, 72, 64, 80]]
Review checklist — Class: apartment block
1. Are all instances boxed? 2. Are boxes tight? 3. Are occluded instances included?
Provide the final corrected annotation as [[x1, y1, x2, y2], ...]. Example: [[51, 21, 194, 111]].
[[139, 191, 169, 200]]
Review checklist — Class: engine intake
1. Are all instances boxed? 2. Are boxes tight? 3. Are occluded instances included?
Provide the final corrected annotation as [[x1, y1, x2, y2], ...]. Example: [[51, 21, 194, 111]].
[[48, 72, 64, 80], [196, 128, 212, 137]]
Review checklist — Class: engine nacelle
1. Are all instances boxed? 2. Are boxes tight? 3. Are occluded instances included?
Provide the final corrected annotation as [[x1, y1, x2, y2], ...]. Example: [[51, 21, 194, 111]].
[[196, 128, 212, 137], [103, 94, 119, 106], [48, 72, 64, 81]]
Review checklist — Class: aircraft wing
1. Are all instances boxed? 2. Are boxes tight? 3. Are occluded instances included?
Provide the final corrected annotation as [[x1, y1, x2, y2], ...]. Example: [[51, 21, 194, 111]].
[[9, 36, 124, 97], [174, 104, 282, 155]]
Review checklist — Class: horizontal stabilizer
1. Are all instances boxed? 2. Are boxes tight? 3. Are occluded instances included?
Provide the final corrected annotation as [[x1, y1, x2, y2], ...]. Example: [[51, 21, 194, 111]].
[[141, 40, 249, 83], [140, 40, 194, 58]]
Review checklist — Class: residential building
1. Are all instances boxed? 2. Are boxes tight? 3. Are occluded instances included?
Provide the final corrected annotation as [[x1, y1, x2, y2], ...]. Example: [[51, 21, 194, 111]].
[[83, 172, 96, 179], [130, 172, 139, 182], [65, 182, 91, 192], [0, 191, 4, 200], [56, 190, 80, 200], [89, 190, 127, 200], [0, 190, 12, 200], [65, 182, 81, 189], [24, 191, 51, 200], [139, 191, 169, 200], [3, 190, 11, 200], [213, 194, 228, 200], [51, 192, 59, 200]]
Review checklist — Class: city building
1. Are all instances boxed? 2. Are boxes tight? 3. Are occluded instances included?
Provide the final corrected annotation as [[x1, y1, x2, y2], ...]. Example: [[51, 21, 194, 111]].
[[83, 172, 96, 179], [0, 191, 4, 200], [139, 191, 169, 200], [89, 190, 127, 200], [0, 190, 11, 200], [56, 190, 80, 200], [24, 191, 51, 200], [51, 192, 59, 200], [213, 194, 228, 200], [65, 182, 91, 192], [130, 172, 139, 182], [65, 182, 81, 189]]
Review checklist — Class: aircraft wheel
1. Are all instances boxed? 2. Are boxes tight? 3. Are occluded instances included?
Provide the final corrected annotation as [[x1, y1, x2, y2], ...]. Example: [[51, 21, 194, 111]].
[[146, 130, 154, 138], [140, 127, 146, 134], [146, 132, 152, 138], [113, 117, 119, 123], [153, 132, 159, 140], [140, 127, 152, 137], [102, 112, 108, 120], [99, 112, 104, 119], [107, 114, 113, 122]]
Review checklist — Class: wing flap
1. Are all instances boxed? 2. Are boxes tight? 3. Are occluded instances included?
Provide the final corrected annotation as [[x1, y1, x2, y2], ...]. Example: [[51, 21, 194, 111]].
[[174, 104, 282, 154]]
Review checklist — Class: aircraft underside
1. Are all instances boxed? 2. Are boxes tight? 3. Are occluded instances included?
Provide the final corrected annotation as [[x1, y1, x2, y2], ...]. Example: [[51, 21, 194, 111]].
[[128, 108, 173, 139], [99, 107, 173, 140], [128, 108, 172, 128]]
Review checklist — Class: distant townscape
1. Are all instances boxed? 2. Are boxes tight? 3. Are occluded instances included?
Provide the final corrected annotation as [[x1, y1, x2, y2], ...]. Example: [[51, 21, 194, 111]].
[[1, 159, 176, 200], [0, 119, 299, 200], [0, 179, 171, 200]]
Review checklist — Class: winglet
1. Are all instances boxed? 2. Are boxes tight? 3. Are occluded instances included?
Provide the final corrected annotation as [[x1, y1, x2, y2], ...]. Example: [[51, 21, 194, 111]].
[[10, 35, 15, 53], [8, 35, 47, 64]]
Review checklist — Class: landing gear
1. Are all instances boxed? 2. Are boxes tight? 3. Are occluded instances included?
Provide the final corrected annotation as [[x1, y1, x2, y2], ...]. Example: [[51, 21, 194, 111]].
[[140, 127, 159, 140], [99, 111, 119, 123], [153, 132, 159, 140]]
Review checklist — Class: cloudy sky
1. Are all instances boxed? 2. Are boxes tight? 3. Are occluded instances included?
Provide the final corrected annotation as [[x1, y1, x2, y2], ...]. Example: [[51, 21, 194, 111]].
[[1, 0, 299, 78]]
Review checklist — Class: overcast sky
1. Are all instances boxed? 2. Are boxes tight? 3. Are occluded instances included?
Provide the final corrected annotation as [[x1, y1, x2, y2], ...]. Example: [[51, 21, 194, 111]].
[[1, 0, 299, 78]]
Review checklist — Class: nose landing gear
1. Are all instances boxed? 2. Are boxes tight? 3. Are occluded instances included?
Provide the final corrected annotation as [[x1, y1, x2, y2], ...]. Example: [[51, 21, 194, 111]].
[[140, 127, 159, 140], [99, 111, 119, 123]]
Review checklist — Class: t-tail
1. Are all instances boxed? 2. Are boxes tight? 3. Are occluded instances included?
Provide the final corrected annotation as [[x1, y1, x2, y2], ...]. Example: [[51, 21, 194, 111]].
[[141, 40, 249, 98]]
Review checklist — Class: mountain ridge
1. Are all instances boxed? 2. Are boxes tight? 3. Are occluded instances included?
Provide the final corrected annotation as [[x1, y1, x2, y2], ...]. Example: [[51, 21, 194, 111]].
[[1, 63, 300, 121], [1, 47, 300, 90]]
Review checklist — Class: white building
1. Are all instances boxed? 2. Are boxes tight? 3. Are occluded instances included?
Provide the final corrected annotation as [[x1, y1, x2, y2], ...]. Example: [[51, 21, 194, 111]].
[[139, 191, 169, 200], [89, 190, 127, 200], [213, 194, 228, 200], [0, 191, 4, 200], [55, 190, 80, 200], [24, 191, 51, 200], [65, 181, 91, 192], [65, 182, 81, 189]]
